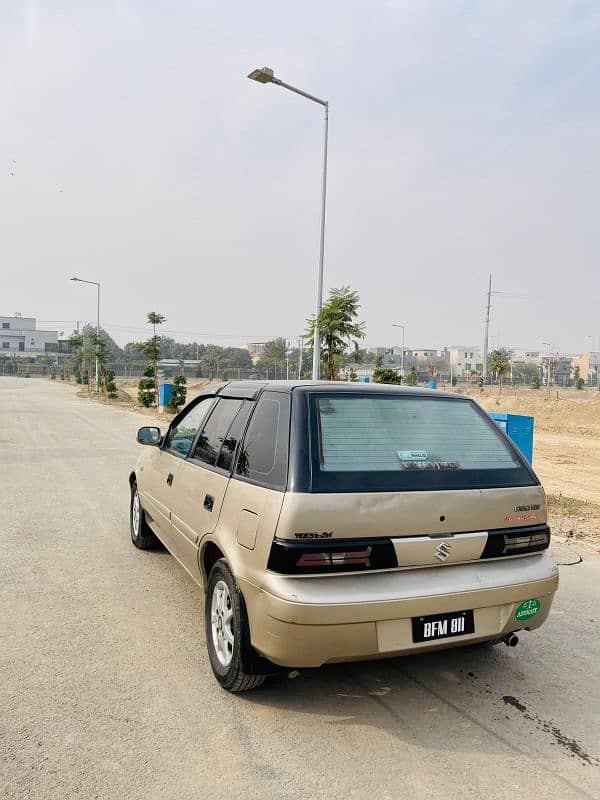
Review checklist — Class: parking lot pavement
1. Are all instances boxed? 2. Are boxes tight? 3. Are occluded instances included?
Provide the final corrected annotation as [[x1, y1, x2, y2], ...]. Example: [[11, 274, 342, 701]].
[[1, 377, 599, 800]]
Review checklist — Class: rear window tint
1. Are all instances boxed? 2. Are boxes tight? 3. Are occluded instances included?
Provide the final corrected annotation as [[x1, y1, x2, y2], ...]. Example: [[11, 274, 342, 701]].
[[309, 394, 535, 492]]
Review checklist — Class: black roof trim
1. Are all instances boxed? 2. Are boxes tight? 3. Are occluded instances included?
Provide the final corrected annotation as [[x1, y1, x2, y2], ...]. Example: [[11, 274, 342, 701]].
[[218, 382, 264, 400]]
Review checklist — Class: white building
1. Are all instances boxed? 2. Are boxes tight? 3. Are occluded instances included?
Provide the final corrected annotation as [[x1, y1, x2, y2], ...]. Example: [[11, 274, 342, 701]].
[[0, 314, 58, 358], [447, 345, 483, 378]]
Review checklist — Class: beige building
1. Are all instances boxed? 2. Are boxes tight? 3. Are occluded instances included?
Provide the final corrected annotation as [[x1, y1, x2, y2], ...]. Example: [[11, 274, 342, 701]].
[[447, 346, 483, 378], [571, 352, 600, 385]]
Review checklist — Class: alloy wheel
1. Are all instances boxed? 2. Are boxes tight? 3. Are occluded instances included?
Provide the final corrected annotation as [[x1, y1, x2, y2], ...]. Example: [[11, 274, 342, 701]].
[[211, 580, 234, 667]]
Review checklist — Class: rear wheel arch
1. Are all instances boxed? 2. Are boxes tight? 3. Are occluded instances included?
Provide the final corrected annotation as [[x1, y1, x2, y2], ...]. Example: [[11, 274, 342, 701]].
[[201, 541, 226, 587]]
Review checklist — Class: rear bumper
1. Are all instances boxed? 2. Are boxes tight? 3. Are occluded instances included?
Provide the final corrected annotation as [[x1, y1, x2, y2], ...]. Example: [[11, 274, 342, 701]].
[[239, 553, 559, 667]]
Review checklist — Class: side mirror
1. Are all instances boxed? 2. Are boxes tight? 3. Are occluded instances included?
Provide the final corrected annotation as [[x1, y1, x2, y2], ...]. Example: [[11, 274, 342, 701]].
[[137, 426, 162, 446]]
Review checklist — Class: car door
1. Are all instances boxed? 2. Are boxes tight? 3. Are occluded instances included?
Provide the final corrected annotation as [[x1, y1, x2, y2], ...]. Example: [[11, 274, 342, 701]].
[[169, 398, 253, 582], [139, 396, 216, 555]]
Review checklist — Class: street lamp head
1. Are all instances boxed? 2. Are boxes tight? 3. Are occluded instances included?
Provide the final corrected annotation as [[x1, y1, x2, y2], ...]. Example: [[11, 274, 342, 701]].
[[70, 277, 80, 282], [247, 67, 275, 84]]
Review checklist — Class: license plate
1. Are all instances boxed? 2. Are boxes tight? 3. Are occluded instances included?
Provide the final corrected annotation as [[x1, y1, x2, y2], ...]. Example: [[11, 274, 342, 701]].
[[412, 609, 475, 643]]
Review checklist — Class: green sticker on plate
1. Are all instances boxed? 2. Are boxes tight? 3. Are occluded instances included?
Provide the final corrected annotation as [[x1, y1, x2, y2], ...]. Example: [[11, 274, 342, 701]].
[[515, 599, 541, 621]]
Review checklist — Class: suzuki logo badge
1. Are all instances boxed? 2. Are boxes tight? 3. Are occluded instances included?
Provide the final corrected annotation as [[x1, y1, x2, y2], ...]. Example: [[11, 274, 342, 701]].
[[434, 540, 452, 562]]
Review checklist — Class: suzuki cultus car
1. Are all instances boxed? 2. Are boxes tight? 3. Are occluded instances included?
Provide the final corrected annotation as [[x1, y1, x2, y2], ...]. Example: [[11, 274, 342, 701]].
[[130, 382, 558, 691]]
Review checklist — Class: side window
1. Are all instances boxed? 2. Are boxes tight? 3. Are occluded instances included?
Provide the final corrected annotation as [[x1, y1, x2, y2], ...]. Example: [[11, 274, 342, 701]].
[[164, 397, 215, 457], [235, 392, 290, 490], [216, 401, 253, 471], [192, 399, 243, 467]]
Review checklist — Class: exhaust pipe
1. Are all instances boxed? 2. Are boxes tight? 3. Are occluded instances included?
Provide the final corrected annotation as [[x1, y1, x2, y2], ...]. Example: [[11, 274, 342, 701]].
[[504, 633, 519, 647]]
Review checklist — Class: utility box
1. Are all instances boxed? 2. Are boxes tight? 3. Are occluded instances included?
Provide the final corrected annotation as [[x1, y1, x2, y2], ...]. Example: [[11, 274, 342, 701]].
[[159, 382, 173, 409], [489, 412, 534, 465]]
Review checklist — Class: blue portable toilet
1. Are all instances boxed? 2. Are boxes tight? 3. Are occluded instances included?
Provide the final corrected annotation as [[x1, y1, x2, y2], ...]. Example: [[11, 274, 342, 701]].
[[489, 412, 534, 465], [361, 377, 370, 383], [428, 379, 438, 390], [159, 382, 173, 408]]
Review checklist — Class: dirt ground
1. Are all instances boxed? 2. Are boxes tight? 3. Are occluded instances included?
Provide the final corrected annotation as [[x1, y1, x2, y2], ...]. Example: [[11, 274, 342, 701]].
[[108, 379, 600, 551], [476, 387, 600, 551]]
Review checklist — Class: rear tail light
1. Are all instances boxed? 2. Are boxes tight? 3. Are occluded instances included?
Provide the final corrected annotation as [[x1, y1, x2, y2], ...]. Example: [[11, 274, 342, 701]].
[[297, 547, 372, 569], [481, 524, 550, 559], [502, 532, 549, 554], [268, 539, 397, 574]]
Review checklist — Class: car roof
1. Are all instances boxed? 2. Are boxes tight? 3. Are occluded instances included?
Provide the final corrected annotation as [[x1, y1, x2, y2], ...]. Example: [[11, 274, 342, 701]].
[[217, 380, 465, 401]]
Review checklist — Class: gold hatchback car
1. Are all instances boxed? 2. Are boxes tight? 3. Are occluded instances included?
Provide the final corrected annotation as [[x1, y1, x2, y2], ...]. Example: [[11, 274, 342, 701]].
[[130, 381, 558, 691]]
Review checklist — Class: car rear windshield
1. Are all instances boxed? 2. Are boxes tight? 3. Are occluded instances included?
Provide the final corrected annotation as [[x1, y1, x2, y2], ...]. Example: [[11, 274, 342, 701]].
[[308, 393, 536, 492]]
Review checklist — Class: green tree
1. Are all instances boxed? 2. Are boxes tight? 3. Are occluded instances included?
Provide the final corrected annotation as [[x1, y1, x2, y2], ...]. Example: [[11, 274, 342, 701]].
[[305, 286, 365, 380], [373, 356, 402, 385], [405, 364, 418, 386], [67, 331, 84, 383], [168, 374, 187, 409], [145, 312, 166, 404], [257, 338, 288, 379], [531, 374, 541, 390], [104, 369, 118, 399], [489, 348, 511, 391], [138, 365, 156, 407], [88, 331, 117, 399]]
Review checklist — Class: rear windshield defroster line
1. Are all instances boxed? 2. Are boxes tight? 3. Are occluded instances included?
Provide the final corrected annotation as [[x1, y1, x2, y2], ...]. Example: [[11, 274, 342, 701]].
[[307, 392, 537, 493]]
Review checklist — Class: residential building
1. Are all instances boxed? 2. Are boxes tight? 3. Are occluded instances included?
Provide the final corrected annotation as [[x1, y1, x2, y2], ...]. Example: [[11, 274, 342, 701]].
[[411, 348, 439, 361], [446, 346, 483, 378], [0, 314, 58, 358], [246, 342, 266, 363], [541, 355, 573, 387], [570, 352, 599, 386]]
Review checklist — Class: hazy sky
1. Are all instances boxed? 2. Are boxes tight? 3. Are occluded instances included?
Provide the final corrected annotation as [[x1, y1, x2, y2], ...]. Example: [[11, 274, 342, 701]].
[[2, 0, 599, 353]]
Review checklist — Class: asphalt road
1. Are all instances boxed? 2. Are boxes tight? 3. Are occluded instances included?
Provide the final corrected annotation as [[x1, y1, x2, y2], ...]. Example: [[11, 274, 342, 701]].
[[1, 377, 599, 800]]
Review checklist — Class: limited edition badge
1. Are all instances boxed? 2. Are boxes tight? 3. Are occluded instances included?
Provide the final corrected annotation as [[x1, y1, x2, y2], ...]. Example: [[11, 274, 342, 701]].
[[515, 599, 541, 621]]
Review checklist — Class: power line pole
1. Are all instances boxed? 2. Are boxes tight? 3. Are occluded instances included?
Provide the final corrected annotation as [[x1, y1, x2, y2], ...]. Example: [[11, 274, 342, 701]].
[[483, 274, 492, 381]]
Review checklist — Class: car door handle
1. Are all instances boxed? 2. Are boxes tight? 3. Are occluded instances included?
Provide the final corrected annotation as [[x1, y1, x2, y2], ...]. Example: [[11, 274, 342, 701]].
[[203, 494, 214, 512], [166, 473, 174, 486]]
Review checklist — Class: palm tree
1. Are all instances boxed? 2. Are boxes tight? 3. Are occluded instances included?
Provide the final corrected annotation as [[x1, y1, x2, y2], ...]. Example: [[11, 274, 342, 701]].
[[146, 312, 166, 404], [489, 349, 511, 392], [306, 286, 365, 380]]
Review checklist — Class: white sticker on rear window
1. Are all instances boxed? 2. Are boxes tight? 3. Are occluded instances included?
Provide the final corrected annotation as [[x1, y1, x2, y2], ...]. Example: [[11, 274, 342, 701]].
[[398, 450, 428, 461]]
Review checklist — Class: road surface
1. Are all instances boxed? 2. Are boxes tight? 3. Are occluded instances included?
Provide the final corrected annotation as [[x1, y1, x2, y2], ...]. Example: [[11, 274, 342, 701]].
[[1, 378, 599, 800]]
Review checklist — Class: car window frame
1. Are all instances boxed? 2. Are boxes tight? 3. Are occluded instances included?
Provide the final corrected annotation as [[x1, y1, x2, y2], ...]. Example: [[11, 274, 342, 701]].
[[162, 394, 218, 459], [186, 397, 251, 476], [231, 390, 291, 492]]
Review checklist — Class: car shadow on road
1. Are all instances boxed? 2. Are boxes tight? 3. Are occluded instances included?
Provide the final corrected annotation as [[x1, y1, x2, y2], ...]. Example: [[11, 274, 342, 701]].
[[237, 643, 582, 765]]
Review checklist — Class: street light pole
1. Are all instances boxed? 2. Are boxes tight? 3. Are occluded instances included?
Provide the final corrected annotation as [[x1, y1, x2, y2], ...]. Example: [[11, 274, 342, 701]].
[[247, 67, 329, 380], [392, 323, 406, 379], [70, 277, 100, 392]]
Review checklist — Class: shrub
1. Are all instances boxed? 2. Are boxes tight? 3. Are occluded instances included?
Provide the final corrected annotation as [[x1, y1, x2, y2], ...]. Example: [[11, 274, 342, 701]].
[[168, 374, 187, 409], [373, 356, 402, 385], [104, 369, 118, 399], [138, 365, 156, 407], [405, 364, 418, 386]]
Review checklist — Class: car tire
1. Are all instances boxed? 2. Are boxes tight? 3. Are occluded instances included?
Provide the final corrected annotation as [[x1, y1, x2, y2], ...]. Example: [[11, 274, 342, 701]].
[[205, 560, 266, 692], [130, 481, 158, 550]]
